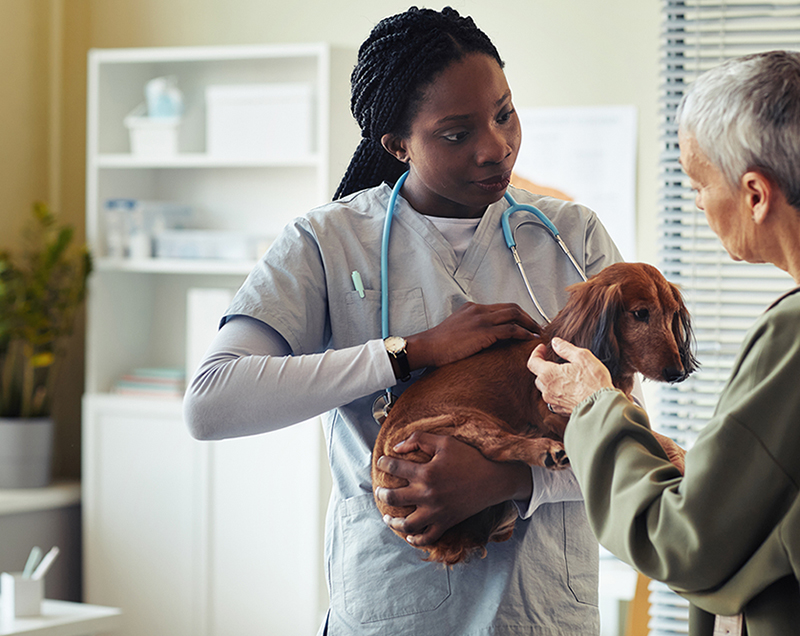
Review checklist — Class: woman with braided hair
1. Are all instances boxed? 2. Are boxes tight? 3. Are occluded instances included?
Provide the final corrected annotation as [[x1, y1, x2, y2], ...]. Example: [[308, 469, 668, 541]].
[[185, 7, 622, 635]]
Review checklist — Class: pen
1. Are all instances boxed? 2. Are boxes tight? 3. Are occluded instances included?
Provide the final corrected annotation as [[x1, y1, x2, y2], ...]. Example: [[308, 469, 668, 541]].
[[351, 270, 365, 299], [31, 546, 59, 581], [22, 546, 42, 578]]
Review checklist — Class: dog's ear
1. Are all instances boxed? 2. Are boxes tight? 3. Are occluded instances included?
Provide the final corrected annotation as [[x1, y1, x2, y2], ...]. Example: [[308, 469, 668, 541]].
[[671, 282, 699, 376], [550, 280, 624, 378], [586, 283, 624, 379]]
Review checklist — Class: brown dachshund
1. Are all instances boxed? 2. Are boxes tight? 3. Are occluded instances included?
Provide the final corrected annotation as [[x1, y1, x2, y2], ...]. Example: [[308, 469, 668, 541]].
[[372, 262, 697, 565]]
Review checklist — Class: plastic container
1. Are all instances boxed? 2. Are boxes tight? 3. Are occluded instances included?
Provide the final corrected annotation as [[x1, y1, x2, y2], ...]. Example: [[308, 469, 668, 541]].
[[205, 83, 313, 160], [154, 229, 266, 261], [125, 103, 181, 156], [104, 199, 193, 259]]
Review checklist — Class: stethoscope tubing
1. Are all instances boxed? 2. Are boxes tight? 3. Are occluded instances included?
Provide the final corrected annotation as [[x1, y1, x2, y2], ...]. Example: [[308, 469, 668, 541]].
[[381, 171, 410, 340], [376, 171, 588, 418], [501, 193, 587, 283], [382, 172, 588, 329], [500, 193, 588, 321]]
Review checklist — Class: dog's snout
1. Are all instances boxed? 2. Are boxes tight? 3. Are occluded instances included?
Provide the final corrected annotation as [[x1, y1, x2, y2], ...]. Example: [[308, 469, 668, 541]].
[[663, 367, 687, 383]]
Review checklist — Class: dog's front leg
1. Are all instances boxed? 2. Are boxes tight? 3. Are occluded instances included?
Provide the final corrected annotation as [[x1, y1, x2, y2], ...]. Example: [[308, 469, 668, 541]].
[[433, 408, 571, 469]]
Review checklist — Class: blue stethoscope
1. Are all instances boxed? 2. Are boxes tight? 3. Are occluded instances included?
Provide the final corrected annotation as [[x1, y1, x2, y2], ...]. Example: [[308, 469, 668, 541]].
[[372, 170, 589, 423]]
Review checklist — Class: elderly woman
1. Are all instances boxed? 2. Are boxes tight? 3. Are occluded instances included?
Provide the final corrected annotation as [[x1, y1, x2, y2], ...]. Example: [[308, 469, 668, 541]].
[[528, 50, 800, 636]]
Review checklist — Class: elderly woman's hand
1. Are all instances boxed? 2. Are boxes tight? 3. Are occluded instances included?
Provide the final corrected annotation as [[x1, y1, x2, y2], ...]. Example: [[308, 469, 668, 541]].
[[526, 338, 614, 415]]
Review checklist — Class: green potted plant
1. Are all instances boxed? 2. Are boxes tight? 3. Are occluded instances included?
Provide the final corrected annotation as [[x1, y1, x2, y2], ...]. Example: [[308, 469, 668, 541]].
[[0, 202, 91, 488]]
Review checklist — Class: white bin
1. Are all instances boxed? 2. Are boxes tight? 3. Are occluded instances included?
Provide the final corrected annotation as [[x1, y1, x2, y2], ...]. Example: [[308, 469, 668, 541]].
[[125, 103, 180, 156], [205, 83, 313, 160]]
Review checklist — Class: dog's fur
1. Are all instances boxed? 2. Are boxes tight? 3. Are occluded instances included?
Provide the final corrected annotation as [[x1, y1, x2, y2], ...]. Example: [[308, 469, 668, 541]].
[[371, 262, 698, 565]]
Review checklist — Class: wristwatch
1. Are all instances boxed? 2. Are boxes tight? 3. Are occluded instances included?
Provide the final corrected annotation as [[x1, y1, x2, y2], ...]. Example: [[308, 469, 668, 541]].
[[384, 336, 411, 382]]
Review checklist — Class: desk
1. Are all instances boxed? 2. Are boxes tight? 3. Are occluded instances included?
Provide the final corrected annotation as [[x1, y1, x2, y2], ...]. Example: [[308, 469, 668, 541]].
[[0, 482, 82, 603], [0, 599, 121, 635]]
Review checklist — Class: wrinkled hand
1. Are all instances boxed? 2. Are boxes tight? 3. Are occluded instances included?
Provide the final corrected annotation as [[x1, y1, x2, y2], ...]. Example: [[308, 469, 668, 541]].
[[527, 338, 613, 415], [651, 431, 686, 475], [374, 432, 531, 546], [407, 302, 540, 370]]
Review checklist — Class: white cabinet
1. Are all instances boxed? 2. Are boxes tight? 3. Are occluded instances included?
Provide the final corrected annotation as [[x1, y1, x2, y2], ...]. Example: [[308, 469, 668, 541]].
[[83, 397, 327, 636], [82, 44, 358, 635]]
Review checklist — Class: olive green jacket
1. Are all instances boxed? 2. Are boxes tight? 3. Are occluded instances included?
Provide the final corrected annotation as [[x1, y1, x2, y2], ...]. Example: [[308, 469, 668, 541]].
[[564, 288, 800, 636]]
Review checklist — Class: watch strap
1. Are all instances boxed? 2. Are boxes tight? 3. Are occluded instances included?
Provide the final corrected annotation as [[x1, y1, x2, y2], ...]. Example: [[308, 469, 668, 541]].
[[385, 337, 411, 382]]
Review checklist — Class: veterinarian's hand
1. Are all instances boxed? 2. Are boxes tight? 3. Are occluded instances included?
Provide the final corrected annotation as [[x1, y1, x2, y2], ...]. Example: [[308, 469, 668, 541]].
[[375, 432, 532, 546], [527, 338, 613, 414], [407, 302, 540, 370]]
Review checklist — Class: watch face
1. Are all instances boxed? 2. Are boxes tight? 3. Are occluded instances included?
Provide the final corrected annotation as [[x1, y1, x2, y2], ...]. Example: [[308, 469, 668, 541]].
[[385, 336, 406, 354]]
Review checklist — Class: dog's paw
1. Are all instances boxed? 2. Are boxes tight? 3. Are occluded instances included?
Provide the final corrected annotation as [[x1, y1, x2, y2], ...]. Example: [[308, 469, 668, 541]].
[[544, 445, 570, 469]]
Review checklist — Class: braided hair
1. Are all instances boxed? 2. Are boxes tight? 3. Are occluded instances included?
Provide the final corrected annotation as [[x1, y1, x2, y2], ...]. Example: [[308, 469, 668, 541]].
[[334, 6, 504, 200]]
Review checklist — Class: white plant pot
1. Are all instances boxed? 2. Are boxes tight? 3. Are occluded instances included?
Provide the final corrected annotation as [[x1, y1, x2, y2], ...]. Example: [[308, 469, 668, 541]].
[[0, 418, 54, 489]]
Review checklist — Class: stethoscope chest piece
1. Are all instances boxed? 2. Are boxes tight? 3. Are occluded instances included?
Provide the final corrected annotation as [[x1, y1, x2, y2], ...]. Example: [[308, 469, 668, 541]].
[[372, 390, 395, 426]]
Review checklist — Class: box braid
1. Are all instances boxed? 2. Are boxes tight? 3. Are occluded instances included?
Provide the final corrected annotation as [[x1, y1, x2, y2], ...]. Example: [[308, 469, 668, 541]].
[[334, 6, 504, 200]]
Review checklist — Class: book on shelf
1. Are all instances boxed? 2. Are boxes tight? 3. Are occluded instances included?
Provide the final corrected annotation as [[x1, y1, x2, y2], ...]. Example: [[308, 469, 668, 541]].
[[114, 367, 186, 398]]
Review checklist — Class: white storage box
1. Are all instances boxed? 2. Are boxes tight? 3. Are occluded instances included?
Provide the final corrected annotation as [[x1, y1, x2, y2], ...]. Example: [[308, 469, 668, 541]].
[[125, 103, 180, 156], [205, 83, 313, 160], [154, 229, 266, 261]]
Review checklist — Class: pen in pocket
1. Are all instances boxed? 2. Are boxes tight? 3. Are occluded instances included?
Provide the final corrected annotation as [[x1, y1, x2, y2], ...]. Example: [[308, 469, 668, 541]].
[[351, 271, 365, 299]]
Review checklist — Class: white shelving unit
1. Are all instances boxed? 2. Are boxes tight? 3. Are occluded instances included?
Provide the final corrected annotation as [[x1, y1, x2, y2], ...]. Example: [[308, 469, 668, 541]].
[[82, 44, 358, 636]]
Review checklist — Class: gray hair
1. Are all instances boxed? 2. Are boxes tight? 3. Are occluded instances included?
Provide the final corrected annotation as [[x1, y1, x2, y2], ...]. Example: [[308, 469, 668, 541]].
[[676, 50, 800, 209]]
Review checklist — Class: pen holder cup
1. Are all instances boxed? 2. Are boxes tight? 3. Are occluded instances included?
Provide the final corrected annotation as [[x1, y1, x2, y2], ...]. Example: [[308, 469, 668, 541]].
[[1, 572, 43, 618]]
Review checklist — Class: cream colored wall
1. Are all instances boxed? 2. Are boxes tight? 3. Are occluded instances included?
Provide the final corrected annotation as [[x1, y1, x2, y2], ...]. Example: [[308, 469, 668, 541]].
[[84, 0, 662, 257], [0, 0, 51, 250], [0, 0, 91, 479]]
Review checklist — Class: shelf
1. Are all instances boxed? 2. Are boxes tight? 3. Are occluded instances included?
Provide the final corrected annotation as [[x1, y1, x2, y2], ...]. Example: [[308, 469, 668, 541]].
[[0, 599, 122, 636], [94, 257, 258, 275], [85, 393, 185, 414], [0, 481, 81, 517], [95, 153, 321, 169], [90, 42, 329, 64]]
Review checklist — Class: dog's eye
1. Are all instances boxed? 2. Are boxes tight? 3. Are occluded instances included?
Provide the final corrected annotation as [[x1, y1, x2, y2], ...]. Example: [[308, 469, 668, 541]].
[[632, 309, 650, 322]]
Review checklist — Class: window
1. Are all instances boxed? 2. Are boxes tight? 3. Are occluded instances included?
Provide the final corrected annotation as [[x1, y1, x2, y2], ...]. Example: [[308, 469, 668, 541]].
[[651, 1, 799, 633]]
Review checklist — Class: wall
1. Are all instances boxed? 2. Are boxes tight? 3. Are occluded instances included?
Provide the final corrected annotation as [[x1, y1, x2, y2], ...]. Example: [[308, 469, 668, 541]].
[[1, 0, 662, 474], [0, 0, 51, 248], [0, 0, 89, 480]]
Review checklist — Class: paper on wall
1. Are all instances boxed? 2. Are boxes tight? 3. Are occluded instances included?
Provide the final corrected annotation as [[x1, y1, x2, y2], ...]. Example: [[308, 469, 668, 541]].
[[515, 105, 638, 261]]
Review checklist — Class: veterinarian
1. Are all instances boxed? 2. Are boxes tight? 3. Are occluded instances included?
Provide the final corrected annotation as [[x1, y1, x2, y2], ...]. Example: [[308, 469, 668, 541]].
[[184, 7, 623, 635], [528, 51, 800, 636]]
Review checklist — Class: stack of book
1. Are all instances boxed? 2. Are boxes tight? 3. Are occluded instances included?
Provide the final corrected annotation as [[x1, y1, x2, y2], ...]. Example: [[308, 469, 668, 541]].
[[114, 368, 186, 399]]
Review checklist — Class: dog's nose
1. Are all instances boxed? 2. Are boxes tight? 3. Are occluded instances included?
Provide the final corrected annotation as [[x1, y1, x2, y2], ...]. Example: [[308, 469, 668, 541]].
[[663, 367, 686, 383]]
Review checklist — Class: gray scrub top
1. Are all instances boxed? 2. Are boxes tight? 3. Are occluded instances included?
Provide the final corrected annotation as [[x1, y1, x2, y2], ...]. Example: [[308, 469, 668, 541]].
[[225, 183, 623, 635]]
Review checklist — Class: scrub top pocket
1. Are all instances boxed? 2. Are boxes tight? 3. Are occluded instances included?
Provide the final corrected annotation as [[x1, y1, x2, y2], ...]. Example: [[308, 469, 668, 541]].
[[563, 502, 599, 606], [337, 493, 451, 624], [342, 287, 428, 346]]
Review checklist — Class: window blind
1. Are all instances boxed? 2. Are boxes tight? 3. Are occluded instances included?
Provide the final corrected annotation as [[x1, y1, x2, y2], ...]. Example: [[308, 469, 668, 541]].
[[651, 1, 799, 634]]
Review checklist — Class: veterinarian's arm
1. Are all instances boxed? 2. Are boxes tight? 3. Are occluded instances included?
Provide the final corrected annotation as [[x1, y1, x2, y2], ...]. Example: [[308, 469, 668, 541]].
[[376, 432, 534, 546], [515, 466, 584, 518], [184, 315, 394, 439], [377, 439, 585, 535], [186, 304, 540, 440], [404, 301, 541, 370]]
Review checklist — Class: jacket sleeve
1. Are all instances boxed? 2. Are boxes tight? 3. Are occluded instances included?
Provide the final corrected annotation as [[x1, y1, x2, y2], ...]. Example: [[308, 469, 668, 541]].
[[563, 303, 800, 613]]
